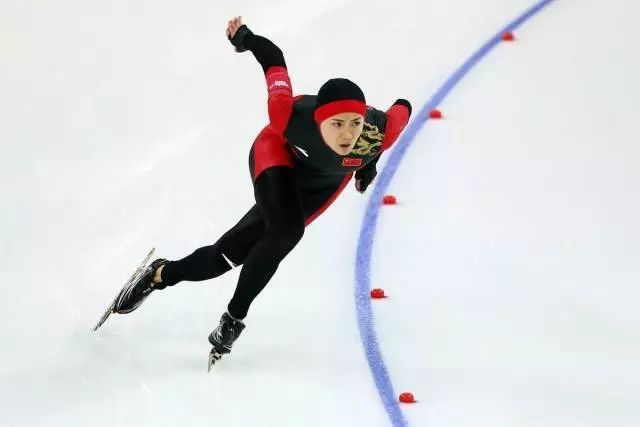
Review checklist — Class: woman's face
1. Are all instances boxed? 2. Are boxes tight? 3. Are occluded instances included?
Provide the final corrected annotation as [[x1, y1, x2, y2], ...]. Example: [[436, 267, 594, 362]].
[[319, 112, 365, 155]]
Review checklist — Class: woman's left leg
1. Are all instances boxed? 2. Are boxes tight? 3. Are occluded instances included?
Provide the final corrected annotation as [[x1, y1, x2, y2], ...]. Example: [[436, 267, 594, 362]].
[[226, 166, 305, 320]]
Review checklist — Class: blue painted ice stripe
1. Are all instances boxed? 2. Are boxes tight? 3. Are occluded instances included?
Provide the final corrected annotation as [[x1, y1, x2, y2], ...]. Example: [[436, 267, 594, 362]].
[[354, 1, 555, 427]]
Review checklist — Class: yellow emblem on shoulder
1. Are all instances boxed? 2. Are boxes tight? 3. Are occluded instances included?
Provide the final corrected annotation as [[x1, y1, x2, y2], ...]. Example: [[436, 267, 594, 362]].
[[352, 122, 384, 156]]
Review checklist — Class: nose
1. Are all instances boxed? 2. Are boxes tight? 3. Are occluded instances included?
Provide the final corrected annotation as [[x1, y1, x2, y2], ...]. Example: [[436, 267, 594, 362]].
[[343, 131, 354, 139]]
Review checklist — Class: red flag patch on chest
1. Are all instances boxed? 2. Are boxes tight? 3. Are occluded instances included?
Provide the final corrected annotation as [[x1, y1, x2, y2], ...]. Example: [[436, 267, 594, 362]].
[[342, 157, 362, 167]]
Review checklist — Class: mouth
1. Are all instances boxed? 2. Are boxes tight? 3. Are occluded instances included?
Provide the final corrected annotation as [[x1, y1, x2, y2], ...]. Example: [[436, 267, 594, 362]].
[[339, 143, 352, 149]]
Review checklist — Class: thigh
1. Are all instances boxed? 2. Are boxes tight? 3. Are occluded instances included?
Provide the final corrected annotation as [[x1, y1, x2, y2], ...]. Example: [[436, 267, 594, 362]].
[[253, 166, 304, 235], [215, 205, 265, 265], [249, 126, 294, 182], [299, 173, 353, 226]]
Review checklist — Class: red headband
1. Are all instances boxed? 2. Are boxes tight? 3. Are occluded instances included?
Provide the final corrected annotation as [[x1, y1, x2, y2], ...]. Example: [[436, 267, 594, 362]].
[[314, 100, 367, 124]]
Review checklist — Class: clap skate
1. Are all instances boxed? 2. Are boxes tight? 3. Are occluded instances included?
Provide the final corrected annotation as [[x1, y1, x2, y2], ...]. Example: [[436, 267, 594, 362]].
[[93, 248, 168, 331], [207, 312, 246, 371]]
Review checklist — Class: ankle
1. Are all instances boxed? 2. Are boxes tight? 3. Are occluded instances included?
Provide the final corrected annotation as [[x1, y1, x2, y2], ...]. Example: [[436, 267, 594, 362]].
[[153, 264, 165, 284], [226, 311, 245, 324]]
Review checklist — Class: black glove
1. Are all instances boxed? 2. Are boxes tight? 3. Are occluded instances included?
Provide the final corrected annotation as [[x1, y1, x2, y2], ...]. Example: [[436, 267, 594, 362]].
[[355, 160, 378, 193], [228, 25, 255, 53], [393, 98, 412, 117]]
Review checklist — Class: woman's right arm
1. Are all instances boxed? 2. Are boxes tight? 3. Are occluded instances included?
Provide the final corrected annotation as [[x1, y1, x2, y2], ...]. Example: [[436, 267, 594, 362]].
[[226, 17, 293, 135]]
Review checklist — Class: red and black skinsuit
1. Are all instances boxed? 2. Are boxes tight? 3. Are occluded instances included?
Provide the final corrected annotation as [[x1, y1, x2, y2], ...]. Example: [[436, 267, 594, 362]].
[[159, 30, 411, 319]]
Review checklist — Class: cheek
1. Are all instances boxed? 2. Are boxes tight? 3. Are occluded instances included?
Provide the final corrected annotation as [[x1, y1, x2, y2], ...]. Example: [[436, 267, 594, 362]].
[[320, 126, 339, 144]]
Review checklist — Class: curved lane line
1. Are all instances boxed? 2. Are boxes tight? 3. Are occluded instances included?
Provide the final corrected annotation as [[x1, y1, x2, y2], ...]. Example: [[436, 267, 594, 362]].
[[354, 1, 555, 426]]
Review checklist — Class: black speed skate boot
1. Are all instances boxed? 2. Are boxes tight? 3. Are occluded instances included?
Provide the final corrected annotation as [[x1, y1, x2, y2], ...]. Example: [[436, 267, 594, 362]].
[[207, 312, 245, 370], [208, 312, 246, 353], [113, 258, 168, 314]]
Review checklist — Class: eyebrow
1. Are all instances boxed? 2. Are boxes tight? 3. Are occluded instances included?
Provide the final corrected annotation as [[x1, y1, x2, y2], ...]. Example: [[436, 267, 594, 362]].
[[331, 118, 363, 122]]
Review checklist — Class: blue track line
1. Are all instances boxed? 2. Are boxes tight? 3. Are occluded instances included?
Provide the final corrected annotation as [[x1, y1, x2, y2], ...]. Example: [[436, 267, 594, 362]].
[[354, 1, 555, 426]]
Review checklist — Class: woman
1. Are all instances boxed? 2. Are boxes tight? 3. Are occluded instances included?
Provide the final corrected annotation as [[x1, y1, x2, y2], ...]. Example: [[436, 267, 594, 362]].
[[112, 17, 412, 359]]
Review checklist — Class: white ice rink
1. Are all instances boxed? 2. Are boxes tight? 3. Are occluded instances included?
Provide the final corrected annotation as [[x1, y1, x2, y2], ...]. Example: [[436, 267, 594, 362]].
[[1, 1, 639, 426]]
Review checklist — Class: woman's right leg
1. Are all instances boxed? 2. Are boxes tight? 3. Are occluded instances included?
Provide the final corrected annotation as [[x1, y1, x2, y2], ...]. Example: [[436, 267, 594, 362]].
[[111, 205, 265, 315], [156, 125, 293, 291], [156, 205, 265, 288]]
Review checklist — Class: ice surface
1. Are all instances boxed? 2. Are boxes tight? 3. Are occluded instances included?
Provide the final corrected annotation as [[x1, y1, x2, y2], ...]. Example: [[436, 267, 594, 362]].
[[1, 0, 639, 426]]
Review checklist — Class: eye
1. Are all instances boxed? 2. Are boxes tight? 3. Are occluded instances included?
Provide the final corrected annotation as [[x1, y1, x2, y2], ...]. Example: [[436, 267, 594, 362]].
[[332, 122, 342, 128], [352, 121, 362, 127]]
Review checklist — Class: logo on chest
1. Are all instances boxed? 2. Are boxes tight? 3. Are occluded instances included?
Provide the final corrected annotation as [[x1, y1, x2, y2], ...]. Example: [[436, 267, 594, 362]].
[[342, 157, 363, 167]]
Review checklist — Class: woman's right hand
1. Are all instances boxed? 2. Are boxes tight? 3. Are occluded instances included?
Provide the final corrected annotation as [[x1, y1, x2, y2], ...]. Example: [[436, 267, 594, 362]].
[[226, 16, 254, 52], [226, 16, 244, 40]]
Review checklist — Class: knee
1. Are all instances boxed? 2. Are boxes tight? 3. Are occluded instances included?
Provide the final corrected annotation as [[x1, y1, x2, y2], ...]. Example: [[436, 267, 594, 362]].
[[270, 222, 304, 255]]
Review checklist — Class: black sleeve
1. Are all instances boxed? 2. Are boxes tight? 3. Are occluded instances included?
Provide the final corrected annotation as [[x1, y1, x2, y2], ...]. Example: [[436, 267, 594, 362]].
[[229, 25, 287, 74], [359, 152, 381, 173]]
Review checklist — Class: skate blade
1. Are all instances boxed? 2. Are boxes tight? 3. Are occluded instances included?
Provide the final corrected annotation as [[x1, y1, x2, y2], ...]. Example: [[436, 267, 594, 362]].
[[93, 247, 156, 331], [207, 349, 223, 372], [93, 305, 114, 331]]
